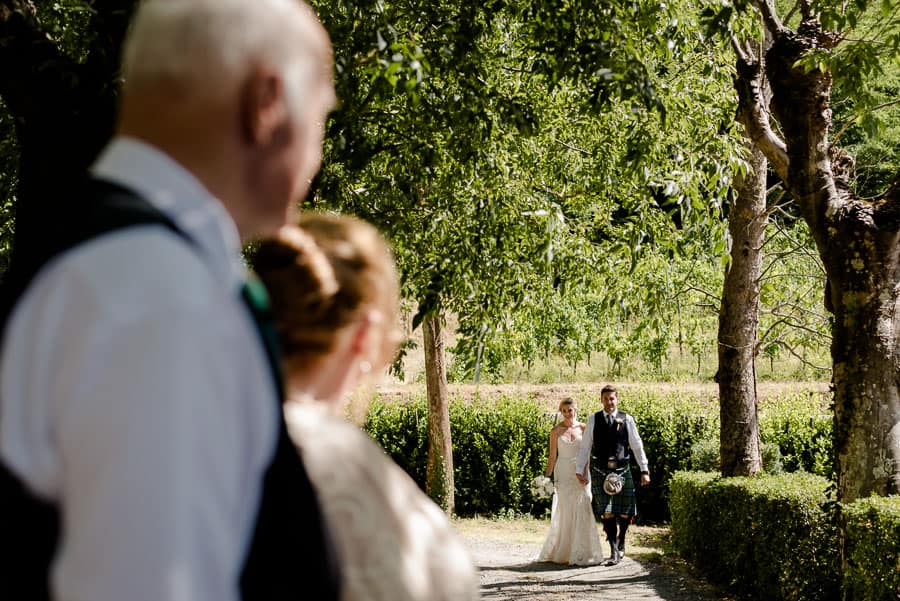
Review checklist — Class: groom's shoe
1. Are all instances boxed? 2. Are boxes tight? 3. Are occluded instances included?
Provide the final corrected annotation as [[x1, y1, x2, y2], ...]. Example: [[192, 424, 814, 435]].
[[605, 543, 620, 566]]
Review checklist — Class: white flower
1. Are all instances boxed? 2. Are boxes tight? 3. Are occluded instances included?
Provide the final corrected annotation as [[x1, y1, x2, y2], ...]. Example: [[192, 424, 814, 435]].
[[530, 475, 554, 500]]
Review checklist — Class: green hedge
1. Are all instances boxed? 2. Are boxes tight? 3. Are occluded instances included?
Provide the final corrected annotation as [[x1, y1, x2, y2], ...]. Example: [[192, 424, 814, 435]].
[[363, 397, 430, 487], [364, 394, 553, 516], [449, 396, 550, 515], [363, 388, 830, 520], [759, 390, 833, 477], [669, 471, 840, 601], [844, 496, 900, 601], [671, 471, 900, 601]]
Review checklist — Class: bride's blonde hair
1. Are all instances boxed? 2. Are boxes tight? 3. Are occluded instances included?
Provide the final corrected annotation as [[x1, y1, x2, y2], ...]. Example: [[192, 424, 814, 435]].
[[554, 397, 576, 425]]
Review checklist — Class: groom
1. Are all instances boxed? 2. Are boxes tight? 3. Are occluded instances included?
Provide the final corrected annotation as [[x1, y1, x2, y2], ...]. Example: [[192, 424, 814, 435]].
[[576, 385, 651, 565]]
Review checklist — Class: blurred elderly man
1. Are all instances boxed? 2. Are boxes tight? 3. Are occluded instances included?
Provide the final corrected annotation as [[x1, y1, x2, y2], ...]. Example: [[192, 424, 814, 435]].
[[0, 1, 338, 600]]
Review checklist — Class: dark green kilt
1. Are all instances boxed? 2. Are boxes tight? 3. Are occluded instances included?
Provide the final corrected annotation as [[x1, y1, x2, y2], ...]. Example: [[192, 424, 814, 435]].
[[590, 466, 637, 517]]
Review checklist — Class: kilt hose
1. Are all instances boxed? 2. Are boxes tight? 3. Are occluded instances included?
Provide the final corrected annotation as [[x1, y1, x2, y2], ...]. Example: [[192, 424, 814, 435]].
[[590, 466, 637, 518]]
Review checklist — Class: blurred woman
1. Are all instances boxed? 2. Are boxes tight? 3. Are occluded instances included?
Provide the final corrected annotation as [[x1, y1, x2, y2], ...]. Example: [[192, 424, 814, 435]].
[[254, 214, 478, 601], [538, 397, 603, 565]]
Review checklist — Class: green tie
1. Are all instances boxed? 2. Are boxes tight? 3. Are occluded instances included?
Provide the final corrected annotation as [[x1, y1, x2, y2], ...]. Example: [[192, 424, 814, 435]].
[[241, 273, 285, 401], [607, 413, 613, 426]]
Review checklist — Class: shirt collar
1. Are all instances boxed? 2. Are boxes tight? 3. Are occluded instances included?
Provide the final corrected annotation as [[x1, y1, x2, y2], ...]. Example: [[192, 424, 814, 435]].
[[90, 136, 246, 291]]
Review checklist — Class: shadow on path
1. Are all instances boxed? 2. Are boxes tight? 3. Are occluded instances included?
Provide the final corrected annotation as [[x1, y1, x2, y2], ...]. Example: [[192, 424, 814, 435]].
[[479, 562, 585, 573], [466, 538, 725, 601]]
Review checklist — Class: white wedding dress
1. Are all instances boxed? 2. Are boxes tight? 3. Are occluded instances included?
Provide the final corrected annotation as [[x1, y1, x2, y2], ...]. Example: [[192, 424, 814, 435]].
[[285, 403, 479, 601], [538, 432, 604, 565]]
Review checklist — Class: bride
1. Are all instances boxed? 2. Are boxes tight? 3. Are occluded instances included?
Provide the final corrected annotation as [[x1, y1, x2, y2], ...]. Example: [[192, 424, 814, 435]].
[[254, 215, 478, 600], [538, 398, 604, 565]]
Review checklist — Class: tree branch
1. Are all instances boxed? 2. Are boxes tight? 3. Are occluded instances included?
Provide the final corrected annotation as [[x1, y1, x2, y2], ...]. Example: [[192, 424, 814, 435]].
[[730, 34, 749, 63], [832, 98, 900, 145], [757, 316, 793, 347], [749, 0, 785, 36], [734, 51, 790, 182], [767, 218, 823, 266], [684, 283, 721, 305], [769, 300, 830, 326], [784, 0, 800, 24], [782, 341, 831, 372], [554, 137, 591, 156], [757, 328, 830, 372]]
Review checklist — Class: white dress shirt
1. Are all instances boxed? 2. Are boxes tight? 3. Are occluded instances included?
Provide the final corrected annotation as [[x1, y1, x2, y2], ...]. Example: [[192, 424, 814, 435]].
[[0, 137, 277, 601], [576, 410, 649, 478]]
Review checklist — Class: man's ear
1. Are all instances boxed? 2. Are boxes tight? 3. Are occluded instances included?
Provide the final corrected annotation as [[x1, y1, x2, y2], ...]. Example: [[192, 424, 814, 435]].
[[239, 65, 289, 145]]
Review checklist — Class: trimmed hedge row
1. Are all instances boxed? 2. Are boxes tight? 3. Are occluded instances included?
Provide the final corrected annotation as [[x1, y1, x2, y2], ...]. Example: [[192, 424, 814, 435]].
[[670, 471, 900, 601], [670, 471, 839, 600], [363, 388, 831, 521], [844, 496, 900, 600]]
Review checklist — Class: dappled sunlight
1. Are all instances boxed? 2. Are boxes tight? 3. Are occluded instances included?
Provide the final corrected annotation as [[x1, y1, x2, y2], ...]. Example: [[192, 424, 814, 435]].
[[456, 516, 730, 600]]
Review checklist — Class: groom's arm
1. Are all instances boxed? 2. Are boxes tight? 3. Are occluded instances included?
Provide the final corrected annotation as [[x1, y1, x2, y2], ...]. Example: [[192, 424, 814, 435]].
[[626, 414, 651, 486]]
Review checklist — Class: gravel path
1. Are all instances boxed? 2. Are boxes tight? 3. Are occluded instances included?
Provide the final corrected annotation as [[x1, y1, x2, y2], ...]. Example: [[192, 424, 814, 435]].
[[463, 536, 726, 601]]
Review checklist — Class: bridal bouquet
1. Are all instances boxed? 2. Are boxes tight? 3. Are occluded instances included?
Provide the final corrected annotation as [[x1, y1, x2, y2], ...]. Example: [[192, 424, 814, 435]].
[[530, 475, 554, 500]]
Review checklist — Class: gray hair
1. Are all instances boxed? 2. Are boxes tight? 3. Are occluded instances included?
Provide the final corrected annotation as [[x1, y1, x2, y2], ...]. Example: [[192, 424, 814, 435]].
[[122, 0, 332, 111]]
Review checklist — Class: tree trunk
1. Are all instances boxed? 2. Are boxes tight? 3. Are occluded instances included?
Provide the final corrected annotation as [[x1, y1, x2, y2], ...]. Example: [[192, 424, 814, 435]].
[[716, 142, 766, 477], [829, 257, 900, 501], [423, 312, 455, 513], [736, 9, 900, 500], [767, 30, 900, 502]]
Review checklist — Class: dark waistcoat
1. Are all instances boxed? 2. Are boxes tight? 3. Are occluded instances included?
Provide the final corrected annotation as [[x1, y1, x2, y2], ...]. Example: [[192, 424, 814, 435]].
[[0, 179, 340, 601], [591, 410, 633, 469]]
